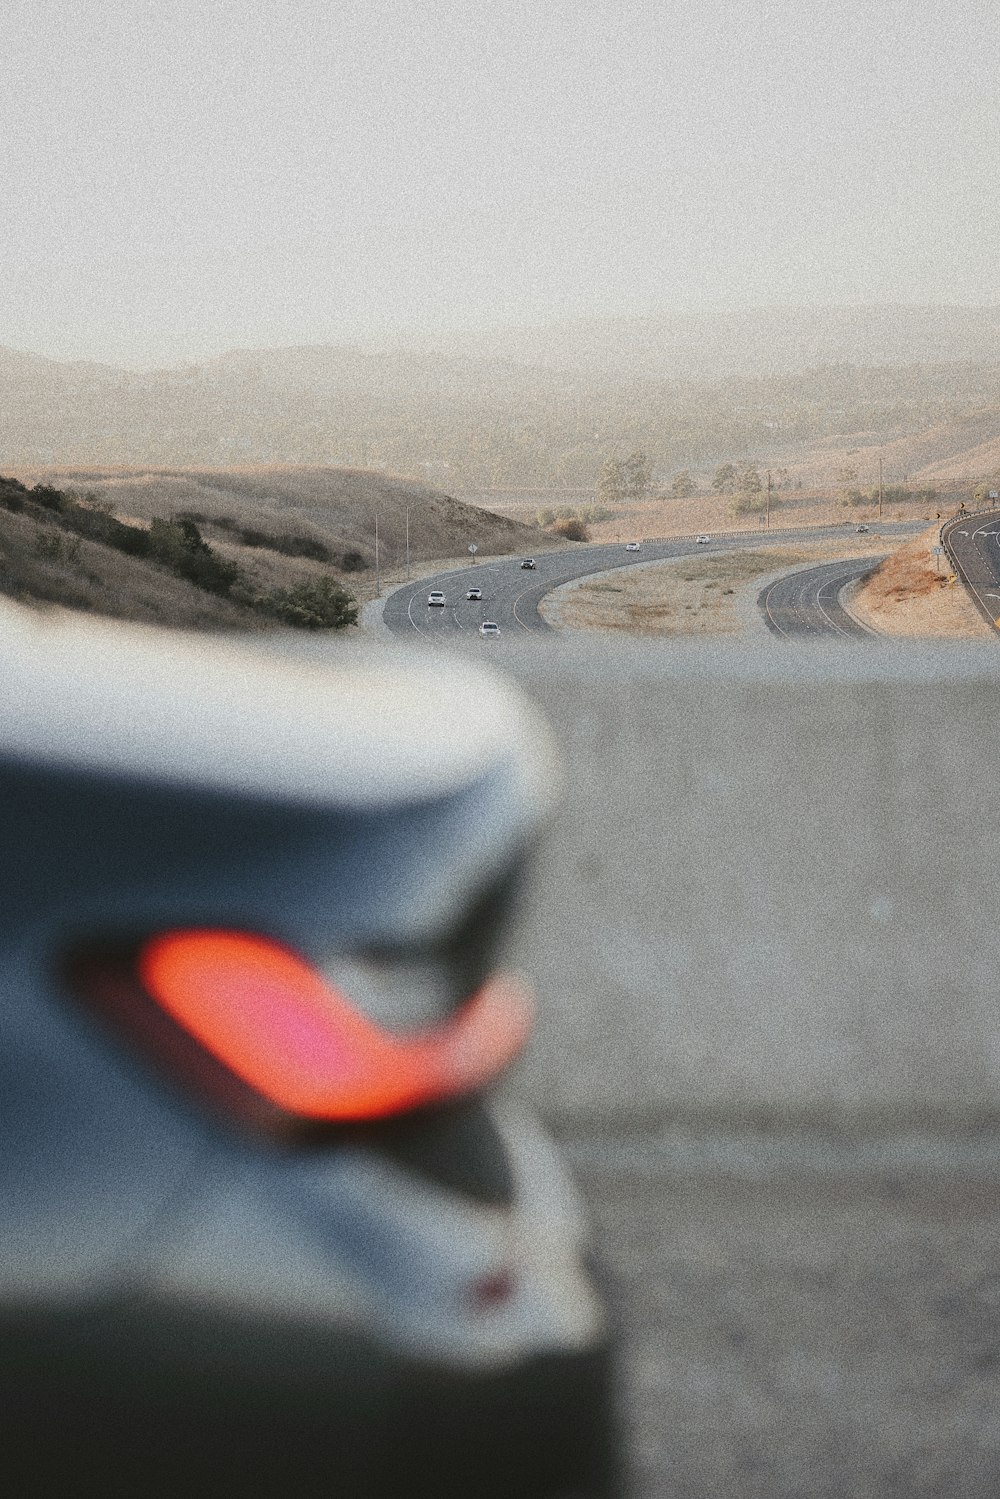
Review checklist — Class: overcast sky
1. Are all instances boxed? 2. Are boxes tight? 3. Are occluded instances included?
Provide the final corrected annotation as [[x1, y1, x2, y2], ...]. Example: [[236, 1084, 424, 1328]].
[[3, 0, 998, 366]]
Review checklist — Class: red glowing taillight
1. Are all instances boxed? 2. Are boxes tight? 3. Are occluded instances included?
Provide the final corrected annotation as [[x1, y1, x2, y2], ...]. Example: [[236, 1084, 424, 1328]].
[[134, 930, 533, 1122]]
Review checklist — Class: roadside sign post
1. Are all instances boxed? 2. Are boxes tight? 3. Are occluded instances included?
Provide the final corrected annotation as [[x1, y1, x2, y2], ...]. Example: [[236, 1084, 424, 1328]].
[[468, 543, 478, 565], [933, 545, 943, 575]]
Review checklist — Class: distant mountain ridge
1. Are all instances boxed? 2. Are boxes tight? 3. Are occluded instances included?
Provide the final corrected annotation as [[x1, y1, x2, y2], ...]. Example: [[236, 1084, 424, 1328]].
[[421, 304, 1000, 381], [4, 306, 1000, 487]]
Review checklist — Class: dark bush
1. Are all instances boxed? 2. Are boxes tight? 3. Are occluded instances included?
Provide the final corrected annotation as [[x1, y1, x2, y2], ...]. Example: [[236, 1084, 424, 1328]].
[[148, 516, 241, 597], [548, 517, 589, 541], [60, 502, 150, 556], [195, 512, 333, 562], [341, 549, 367, 572], [31, 484, 65, 513], [271, 532, 332, 562], [257, 576, 358, 630]]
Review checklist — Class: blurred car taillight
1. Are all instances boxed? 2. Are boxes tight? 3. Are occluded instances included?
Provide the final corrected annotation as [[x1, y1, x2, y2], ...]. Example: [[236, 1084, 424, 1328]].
[[65, 929, 534, 1127]]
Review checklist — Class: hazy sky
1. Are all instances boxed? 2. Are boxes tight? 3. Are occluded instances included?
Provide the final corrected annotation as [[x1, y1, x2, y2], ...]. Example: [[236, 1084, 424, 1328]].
[[3, 0, 998, 366]]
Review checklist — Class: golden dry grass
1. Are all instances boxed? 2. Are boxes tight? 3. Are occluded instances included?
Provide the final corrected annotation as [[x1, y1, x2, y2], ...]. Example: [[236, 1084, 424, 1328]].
[[12, 465, 552, 577], [499, 487, 954, 541], [849, 526, 990, 639], [0, 506, 272, 631]]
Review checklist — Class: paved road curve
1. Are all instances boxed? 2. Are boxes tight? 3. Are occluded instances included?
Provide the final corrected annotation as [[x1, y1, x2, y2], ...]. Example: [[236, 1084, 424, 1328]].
[[757, 556, 884, 640], [943, 509, 1000, 634], [382, 524, 919, 641]]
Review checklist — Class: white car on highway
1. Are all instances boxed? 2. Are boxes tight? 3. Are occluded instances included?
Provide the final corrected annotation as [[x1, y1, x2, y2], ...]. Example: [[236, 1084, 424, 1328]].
[[696, 535, 711, 545], [427, 591, 445, 607], [466, 587, 482, 601], [479, 621, 500, 637], [624, 542, 641, 552]]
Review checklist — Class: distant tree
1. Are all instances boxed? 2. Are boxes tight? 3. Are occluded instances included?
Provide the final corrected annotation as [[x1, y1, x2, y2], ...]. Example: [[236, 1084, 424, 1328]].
[[621, 451, 653, 501], [670, 470, 696, 498], [536, 507, 555, 526], [738, 464, 763, 496], [597, 451, 653, 505], [713, 463, 738, 493], [597, 457, 627, 505]]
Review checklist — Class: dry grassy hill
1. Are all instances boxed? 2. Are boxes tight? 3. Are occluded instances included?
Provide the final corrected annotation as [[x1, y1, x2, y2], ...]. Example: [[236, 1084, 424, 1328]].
[[0, 466, 552, 631], [12, 465, 551, 572]]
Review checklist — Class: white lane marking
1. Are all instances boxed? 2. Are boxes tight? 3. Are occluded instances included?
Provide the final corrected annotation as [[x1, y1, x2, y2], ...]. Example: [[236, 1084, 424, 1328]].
[[511, 582, 542, 631], [815, 565, 871, 638], [763, 559, 877, 640], [946, 511, 1000, 627], [761, 577, 793, 636], [405, 590, 430, 635]]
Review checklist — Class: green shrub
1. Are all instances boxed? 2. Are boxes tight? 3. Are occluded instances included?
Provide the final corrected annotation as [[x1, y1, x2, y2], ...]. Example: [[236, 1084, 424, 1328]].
[[149, 517, 241, 596], [257, 576, 358, 629]]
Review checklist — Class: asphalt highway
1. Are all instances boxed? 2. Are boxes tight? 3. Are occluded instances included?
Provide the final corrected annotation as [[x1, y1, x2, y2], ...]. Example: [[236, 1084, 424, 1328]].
[[381, 522, 920, 641], [942, 509, 1000, 634], [758, 555, 884, 640]]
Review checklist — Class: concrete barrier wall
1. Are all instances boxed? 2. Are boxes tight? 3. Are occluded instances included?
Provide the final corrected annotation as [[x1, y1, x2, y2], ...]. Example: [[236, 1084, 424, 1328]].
[[489, 639, 1000, 1127]]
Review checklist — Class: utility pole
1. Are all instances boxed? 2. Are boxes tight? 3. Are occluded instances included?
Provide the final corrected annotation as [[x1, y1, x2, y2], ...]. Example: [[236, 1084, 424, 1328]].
[[766, 470, 771, 532], [878, 456, 883, 522], [405, 508, 410, 581], [375, 514, 381, 597]]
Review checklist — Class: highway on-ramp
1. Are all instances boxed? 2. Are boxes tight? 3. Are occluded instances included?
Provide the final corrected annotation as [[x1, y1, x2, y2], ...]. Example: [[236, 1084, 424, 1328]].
[[381, 523, 918, 642], [942, 510, 1000, 634], [758, 556, 884, 640]]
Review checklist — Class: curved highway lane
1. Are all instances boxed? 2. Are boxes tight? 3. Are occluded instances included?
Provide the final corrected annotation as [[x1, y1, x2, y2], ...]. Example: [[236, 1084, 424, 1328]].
[[382, 524, 918, 642], [758, 556, 884, 640], [942, 510, 1000, 634]]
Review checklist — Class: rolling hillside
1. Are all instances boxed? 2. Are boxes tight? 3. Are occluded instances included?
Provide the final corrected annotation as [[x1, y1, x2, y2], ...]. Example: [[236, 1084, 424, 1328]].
[[0, 466, 551, 631]]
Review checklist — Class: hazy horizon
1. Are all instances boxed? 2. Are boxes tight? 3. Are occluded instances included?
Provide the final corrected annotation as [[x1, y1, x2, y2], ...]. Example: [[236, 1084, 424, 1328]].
[[5, 298, 1000, 376], [5, 1, 998, 367]]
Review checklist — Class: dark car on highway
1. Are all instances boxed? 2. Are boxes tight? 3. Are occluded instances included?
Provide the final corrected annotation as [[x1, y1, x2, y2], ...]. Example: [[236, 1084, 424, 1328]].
[[0, 612, 618, 1498], [520, 558, 536, 569]]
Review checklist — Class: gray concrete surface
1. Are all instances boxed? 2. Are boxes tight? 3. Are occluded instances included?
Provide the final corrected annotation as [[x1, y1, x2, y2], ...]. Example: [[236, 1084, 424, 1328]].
[[496, 639, 1000, 1128], [487, 637, 1000, 1497]]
